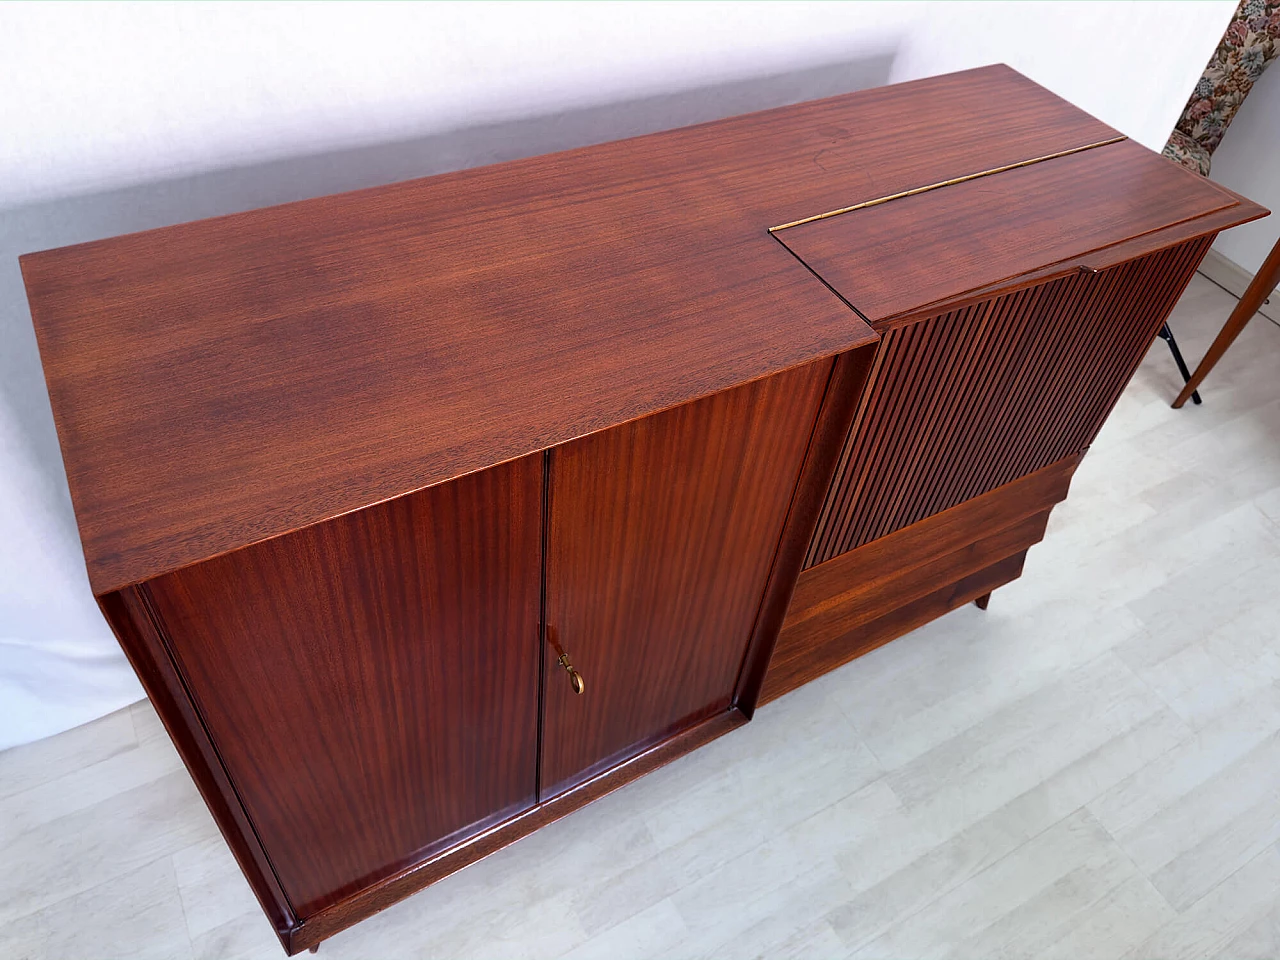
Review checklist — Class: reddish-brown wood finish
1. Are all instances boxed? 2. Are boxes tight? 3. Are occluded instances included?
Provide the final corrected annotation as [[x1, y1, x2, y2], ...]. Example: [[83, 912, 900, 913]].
[[764, 455, 1082, 704], [732, 348, 878, 717], [33, 65, 1249, 597], [100, 588, 297, 938], [1174, 233, 1280, 407], [20, 64, 1274, 958], [541, 361, 830, 795], [774, 139, 1243, 325], [804, 236, 1213, 568], [143, 455, 544, 917], [768, 550, 1030, 704], [912, 186, 1266, 329], [288, 706, 748, 954]]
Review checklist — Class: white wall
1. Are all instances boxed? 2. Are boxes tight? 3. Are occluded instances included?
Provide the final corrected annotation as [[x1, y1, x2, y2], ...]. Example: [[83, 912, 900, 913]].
[[893, 1, 1236, 153], [0, 1, 1239, 749], [1206, 59, 1280, 275], [0, 1, 1237, 210], [2, 1, 913, 209]]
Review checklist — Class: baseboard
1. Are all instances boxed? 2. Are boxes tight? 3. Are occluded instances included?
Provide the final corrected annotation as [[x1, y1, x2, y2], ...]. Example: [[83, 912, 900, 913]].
[[1197, 249, 1279, 323]]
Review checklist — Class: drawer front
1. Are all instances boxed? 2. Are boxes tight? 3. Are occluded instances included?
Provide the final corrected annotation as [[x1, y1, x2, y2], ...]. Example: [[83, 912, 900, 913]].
[[145, 454, 544, 917]]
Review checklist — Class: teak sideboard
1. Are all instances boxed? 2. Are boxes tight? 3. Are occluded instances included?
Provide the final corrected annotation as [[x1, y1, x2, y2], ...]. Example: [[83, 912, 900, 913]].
[[20, 66, 1267, 953]]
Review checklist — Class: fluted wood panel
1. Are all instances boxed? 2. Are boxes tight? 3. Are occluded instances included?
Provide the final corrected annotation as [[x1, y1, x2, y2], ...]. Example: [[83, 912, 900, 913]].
[[805, 236, 1212, 567]]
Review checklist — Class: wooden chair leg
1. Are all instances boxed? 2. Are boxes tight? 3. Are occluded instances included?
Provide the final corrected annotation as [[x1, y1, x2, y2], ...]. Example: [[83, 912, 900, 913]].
[[1174, 236, 1280, 408]]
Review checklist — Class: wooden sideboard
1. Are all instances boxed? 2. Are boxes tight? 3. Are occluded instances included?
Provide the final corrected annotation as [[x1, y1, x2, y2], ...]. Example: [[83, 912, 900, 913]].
[[21, 66, 1266, 953]]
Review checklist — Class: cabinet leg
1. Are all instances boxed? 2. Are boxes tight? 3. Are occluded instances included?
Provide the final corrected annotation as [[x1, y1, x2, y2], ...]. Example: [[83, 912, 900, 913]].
[[974, 592, 991, 611], [309, 945, 319, 954], [1157, 324, 1201, 405]]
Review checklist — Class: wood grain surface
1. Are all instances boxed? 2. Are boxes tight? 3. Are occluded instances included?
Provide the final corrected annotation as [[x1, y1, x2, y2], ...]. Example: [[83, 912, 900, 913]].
[[289, 707, 749, 953], [142, 455, 544, 917], [20, 64, 1134, 595], [775, 139, 1253, 326], [763, 454, 1082, 703], [732, 347, 878, 717], [17, 62, 1274, 954], [805, 236, 1214, 567], [767, 550, 1031, 705], [540, 361, 830, 796], [100, 587, 298, 939]]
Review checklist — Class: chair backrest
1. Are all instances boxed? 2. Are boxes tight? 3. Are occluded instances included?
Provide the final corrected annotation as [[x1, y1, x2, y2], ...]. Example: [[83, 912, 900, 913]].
[[1167, 0, 1279, 174]]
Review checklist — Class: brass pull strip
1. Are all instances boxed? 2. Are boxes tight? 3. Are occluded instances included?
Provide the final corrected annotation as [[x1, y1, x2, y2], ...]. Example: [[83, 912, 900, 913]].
[[547, 629, 585, 695], [767, 135, 1127, 233]]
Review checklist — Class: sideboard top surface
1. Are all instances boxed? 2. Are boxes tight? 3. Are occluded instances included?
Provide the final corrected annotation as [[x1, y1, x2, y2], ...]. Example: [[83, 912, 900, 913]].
[[18, 64, 1259, 593], [774, 138, 1266, 325]]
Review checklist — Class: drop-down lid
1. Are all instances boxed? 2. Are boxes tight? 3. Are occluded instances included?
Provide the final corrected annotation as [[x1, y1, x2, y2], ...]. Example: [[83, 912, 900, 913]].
[[771, 138, 1268, 327]]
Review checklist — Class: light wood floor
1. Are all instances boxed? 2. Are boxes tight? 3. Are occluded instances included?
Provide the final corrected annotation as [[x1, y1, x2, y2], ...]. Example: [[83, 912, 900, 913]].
[[4, 274, 1280, 960]]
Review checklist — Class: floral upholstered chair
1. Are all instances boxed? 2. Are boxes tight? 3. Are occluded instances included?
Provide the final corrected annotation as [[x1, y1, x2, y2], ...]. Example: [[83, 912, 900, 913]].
[[1162, 0, 1280, 408], [1164, 0, 1279, 177]]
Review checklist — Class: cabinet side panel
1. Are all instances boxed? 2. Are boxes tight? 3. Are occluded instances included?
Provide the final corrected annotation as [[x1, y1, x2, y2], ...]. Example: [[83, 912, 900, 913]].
[[805, 235, 1213, 567], [734, 345, 878, 716], [542, 360, 831, 795], [144, 454, 544, 918], [100, 589, 297, 942]]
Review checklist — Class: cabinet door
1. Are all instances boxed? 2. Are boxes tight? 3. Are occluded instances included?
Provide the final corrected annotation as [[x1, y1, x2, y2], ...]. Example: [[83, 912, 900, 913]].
[[541, 361, 831, 795], [144, 455, 543, 917]]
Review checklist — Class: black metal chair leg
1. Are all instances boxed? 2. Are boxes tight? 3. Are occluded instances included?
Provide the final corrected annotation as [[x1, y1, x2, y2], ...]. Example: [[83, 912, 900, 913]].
[[1157, 323, 1202, 405]]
